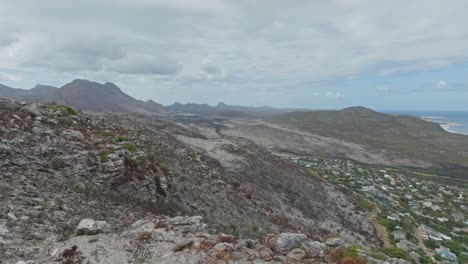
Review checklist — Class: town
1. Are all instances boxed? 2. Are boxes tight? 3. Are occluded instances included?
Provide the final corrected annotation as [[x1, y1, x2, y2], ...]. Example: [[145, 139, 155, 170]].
[[287, 157, 467, 264]]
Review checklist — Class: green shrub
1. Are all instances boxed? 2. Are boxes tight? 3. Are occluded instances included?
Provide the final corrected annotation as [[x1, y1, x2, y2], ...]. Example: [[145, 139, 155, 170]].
[[51, 157, 66, 170], [100, 130, 114, 137], [122, 143, 137, 152], [100, 150, 113, 162], [65, 106, 78, 116], [383, 247, 408, 259], [115, 135, 127, 142]]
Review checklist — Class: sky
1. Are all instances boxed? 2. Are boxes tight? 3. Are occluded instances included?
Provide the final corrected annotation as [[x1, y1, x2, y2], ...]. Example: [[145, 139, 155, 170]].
[[1, 0, 468, 110]]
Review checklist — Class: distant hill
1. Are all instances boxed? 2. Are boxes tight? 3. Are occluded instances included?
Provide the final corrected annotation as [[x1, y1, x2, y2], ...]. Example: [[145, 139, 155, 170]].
[[167, 101, 309, 116], [269, 106, 468, 167], [0, 80, 165, 114]]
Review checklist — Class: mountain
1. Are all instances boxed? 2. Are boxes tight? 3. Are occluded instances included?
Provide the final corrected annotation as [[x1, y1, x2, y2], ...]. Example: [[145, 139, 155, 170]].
[[268, 107, 468, 168], [28, 84, 59, 96], [0, 98, 383, 262], [47, 79, 163, 114], [0, 83, 29, 97], [0, 80, 166, 114]]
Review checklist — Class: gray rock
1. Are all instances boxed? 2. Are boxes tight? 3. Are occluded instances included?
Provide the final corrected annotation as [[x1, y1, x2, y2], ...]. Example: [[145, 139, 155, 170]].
[[287, 248, 306, 262], [76, 219, 110, 235], [385, 258, 411, 264], [266, 233, 308, 255], [325, 237, 345, 247], [7, 212, 17, 221], [22, 104, 42, 116], [168, 215, 203, 226], [11, 158, 27, 166], [0, 224, 9, 236], [61, 129, 84, 141], [302, 240, 325, 258], [32, 126, 44, 134], [367, 256, 385, 264]]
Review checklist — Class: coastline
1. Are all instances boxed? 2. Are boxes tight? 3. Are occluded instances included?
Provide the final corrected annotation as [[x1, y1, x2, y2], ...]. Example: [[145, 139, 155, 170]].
[[420, 116, 468, 135]]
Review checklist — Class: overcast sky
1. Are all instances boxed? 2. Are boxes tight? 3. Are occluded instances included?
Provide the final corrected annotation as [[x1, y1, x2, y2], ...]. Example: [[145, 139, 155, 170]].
[[1, 0, 468, 110]]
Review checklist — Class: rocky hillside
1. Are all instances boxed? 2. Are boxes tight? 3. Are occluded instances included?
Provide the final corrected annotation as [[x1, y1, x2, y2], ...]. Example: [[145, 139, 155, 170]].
[[0, 98, 384, 263]]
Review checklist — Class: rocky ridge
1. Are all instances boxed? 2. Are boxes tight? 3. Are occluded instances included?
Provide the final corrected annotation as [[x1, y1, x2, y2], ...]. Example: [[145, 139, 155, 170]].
[[1, 98, 387, 263]]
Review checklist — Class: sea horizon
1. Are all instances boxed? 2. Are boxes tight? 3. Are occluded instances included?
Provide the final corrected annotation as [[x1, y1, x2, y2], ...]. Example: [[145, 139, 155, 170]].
[[383, 110, 468, 135]]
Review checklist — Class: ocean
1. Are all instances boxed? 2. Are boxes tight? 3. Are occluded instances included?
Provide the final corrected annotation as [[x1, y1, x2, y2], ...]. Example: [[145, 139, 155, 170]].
[[383, 110, 468, 135]]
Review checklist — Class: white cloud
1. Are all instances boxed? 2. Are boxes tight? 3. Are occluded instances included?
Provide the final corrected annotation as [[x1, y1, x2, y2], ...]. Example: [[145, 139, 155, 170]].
[[376, 86, 390, 92], [0, 72, 22, 82], [326, 91, 344, 99], [434, 80, 448, 90], [0, 0, 467, 105]]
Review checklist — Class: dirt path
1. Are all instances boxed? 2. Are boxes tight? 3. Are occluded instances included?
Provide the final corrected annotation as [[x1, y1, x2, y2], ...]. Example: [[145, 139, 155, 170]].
[[415, 227, 433, 258]]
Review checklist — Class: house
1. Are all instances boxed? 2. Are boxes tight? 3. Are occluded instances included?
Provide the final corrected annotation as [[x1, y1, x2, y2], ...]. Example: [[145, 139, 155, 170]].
[[436, 247, 457, 261], [387, 213, 400, 221], [452, 212, 464, 221], [393, 230, 406, 240], [437, 217, 449, 222], [422, 201, 432, 207], [396, 240, 419, 252]]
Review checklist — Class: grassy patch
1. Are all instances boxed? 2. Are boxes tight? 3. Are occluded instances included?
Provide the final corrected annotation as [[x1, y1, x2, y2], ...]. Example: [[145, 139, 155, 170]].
[[383, 247, 409, 260], [100, 149, 113, 162], [306, 168, 325, 182], [51, 157, 66, 170], [122, 143, 137, 152]]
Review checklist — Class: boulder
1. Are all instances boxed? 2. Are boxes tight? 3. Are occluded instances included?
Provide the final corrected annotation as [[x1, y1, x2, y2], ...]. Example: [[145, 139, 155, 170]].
[[76, 219, 111, 235], [21, 104, 42, 116], [287, 248, 306, 262], [0, 224, 9, 236], [7, 212, 17, 221], [61, 129, 84, 141], [385, 258, 411, 264], [265, 233, 307, 255], [302, 240, 325, 258], [325, 237, 345, 247]]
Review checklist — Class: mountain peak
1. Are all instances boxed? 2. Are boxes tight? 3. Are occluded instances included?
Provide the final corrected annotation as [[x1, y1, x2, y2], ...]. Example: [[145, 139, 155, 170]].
[[339, 106, 376, 114], [216, 102, 227, 107]]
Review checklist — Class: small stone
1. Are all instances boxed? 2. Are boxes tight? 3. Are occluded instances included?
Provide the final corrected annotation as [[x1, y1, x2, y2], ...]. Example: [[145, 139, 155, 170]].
[[302, 240, 325, 258], [325, 237, 345, 247], [50, 248, 60, 258], [77, 219, 96, 235], [29, 232, 46, 240], [265, 233, 307, 255], [173, 240, 194, 252], [7, 212, 17, 221], [287, 248, 306, 262], [61, 129, 84, 141], [0, 224, 9, 236], [213, 242, 233, 252], [11, 159, 27, 166], [259, 249, 273, 261]]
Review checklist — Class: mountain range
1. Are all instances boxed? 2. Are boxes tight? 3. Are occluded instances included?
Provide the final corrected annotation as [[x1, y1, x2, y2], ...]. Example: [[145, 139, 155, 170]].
[[1, 79, 468, 178]]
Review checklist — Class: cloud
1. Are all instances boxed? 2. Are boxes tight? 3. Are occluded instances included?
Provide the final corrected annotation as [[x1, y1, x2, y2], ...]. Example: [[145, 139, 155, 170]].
[[107, 55, 181, 75], [326, 91, 344, 99], [0, 0, 468, 107], [434, 80, 448, 90], [0, 72, 22, 82], [376, 86, 390, 92]]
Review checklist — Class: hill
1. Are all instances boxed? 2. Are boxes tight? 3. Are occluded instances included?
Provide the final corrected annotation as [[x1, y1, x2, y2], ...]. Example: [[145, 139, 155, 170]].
[[268, 107, 468, 168], [0, 98, 382, 262], [167, 102, 308, 116]]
